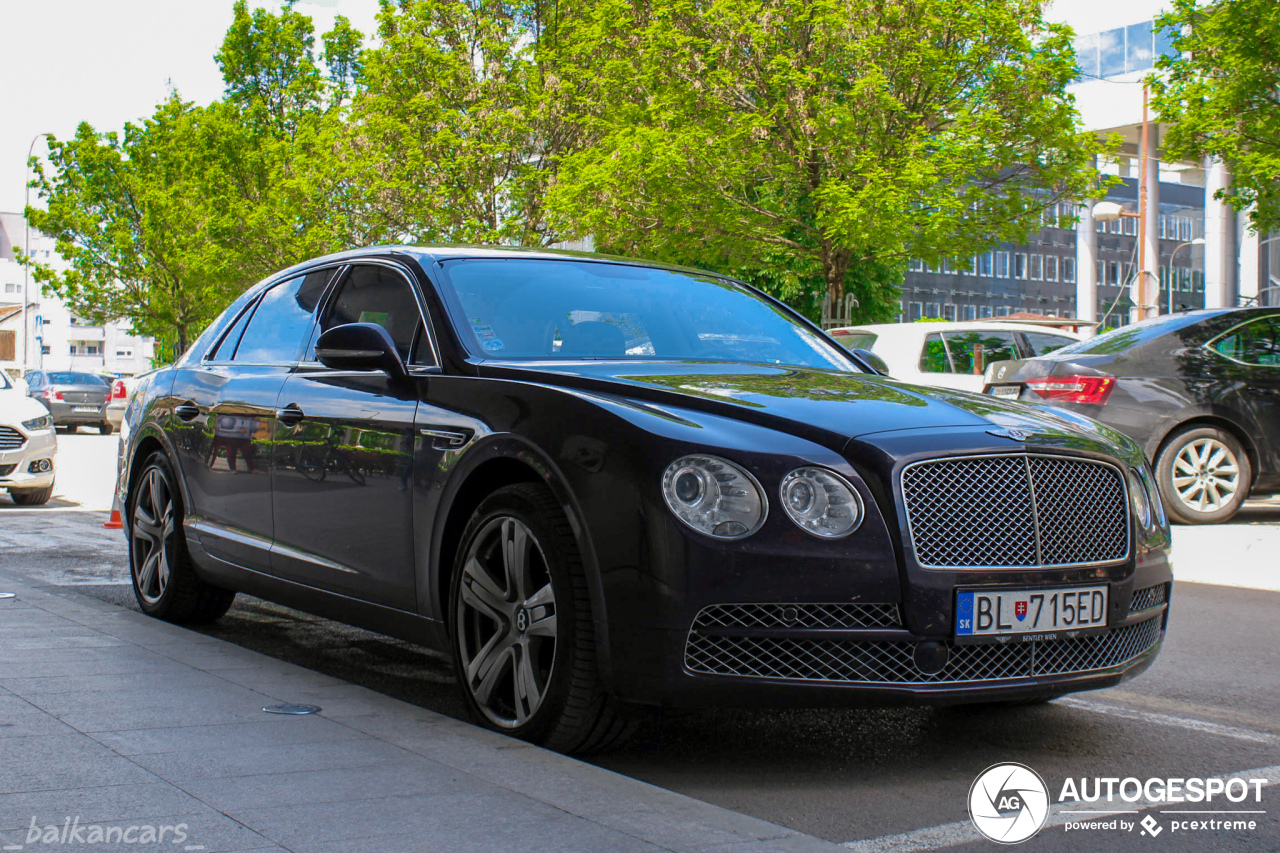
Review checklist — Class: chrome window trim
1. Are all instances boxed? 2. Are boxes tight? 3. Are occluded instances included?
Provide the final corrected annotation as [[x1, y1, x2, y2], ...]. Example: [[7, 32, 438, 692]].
[[899, 452, 1132, 570], [201, 263, 349, 367], [1201, 314, 1280, 368]]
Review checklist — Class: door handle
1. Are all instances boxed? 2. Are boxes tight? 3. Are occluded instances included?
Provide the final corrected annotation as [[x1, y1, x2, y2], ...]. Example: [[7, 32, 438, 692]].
[[276, 404, 305, 426], [173, 402, 200, 422]]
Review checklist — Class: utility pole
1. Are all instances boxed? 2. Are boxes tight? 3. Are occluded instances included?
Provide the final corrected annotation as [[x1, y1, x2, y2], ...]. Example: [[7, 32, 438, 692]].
[[21, 133, 52, 373]]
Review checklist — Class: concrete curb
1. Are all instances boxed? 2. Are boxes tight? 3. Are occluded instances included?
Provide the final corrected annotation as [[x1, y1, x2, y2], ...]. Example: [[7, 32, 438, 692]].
[[0, 568, 843, 852]]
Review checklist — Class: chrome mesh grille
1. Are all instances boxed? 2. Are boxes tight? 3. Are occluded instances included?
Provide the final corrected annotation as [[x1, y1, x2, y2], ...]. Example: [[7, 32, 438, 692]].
[[694, 603, 901, 630], [685, 615, 1162, 684], [0, 426, 25, 451], [1130, 583, 1169, 613], [901, 454, 1129, 568]]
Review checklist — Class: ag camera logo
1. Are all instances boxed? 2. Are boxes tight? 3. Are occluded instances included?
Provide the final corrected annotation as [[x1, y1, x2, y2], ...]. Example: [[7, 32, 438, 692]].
[[969, 763, 1051, 844]]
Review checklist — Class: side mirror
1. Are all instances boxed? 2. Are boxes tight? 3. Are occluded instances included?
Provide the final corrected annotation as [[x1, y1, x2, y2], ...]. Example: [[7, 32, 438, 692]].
[[851, 347, 890, 377], [315, 323, 407, 381]]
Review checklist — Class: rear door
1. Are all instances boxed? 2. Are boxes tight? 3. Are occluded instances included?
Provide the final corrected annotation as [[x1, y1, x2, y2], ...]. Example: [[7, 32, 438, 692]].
[[169, 270, 334, 570], [1205, 313, 1280, 483], [270, 262, 426, 607]]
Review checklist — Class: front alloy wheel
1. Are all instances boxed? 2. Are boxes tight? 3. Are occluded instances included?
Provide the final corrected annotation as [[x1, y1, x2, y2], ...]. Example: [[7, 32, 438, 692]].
[[449, 483, 636, 752], [456, 516, 558, 728]]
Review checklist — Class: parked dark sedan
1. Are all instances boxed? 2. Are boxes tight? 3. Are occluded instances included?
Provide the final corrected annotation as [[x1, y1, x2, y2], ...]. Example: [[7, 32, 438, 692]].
[[984, 309, 1280, 525], [24, 370, 113, 434], [118, 247, 1171, 752]]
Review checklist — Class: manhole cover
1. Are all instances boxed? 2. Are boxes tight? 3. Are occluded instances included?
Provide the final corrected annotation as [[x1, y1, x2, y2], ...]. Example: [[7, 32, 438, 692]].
[[263, 703, 322, 715]]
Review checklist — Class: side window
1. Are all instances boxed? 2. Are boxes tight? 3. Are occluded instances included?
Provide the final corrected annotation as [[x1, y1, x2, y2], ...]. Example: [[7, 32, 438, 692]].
[[942, 331, 1018, 375], [919, 333, 952, 373], [209, 302, 257, 362], [1021, 332, 1075, 357], [316, 265, 427, 364], [1212, 318, 1280, 366], [233, 271, 332, 364]]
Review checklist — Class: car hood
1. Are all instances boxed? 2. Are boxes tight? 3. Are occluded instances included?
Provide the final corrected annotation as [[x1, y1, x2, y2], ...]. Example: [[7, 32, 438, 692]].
[[480, 360, 1138, 457], [0, 387, 50, 425]]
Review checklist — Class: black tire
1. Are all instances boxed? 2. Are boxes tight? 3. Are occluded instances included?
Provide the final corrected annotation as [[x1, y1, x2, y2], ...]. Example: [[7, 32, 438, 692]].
[[449, 483, 637, 753], [9, 485, 53, 506], [99, 422, 114, 436], [128, 451, 235, 623], [66, 424, 79, 434], [1155, 426, 1251, 525]]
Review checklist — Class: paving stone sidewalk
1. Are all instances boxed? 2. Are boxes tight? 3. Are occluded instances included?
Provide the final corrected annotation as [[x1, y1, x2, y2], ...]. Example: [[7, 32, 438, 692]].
[[0, 569, 840, 853]]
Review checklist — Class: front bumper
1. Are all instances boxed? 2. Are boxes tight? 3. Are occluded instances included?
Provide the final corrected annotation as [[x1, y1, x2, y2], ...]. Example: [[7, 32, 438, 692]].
[[0, 428, 57, 491]]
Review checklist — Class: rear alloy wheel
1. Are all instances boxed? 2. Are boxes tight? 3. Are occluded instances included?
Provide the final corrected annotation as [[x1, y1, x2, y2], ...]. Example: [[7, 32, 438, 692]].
[[129, 452, 235, 622], [1155, 427, 1251, 525], [450, 483, 637, 752]]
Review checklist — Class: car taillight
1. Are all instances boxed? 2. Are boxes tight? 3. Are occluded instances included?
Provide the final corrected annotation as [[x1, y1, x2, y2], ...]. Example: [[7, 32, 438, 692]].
[[110, 380, 127, 400], [1024, 374, 1115, 405], [40, 389, 64, 402]]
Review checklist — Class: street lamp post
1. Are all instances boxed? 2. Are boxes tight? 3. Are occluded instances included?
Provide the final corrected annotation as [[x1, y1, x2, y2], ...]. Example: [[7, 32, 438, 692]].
[[21, 132, 52, 373], [1168, 238, 1205, 315]]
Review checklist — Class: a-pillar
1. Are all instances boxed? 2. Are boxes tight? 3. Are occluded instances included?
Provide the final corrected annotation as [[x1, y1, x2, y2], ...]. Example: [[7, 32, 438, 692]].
[[1203, 158, 1235, 308], [1075, 200, 1099, 335]]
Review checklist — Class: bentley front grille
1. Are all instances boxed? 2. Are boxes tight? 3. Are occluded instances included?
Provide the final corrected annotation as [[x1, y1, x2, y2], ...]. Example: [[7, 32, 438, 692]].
[[685, 607, 1162, 685], [900, 454, 1130, 569]]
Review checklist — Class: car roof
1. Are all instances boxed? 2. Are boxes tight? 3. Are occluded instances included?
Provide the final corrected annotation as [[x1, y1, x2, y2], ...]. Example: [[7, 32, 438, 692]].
[[830, 321, 1082, 338], [265, 245, 721, 286]]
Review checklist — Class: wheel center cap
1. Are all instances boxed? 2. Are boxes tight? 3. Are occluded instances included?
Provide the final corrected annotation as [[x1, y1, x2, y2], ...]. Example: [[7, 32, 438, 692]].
[[515, 608, 529, 633]]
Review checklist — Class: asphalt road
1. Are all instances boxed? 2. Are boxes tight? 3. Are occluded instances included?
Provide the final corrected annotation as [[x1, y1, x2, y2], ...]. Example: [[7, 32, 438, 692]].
[[3, 434, 1278, 851]]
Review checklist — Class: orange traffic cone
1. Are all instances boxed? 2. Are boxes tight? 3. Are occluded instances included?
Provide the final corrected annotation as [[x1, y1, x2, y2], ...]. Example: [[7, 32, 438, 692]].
[[103, 488, 124, 530]]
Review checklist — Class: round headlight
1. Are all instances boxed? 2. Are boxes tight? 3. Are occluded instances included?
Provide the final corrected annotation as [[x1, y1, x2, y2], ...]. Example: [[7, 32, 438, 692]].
[[779, 467, 863, 538], [1127, 468, 1152, 528], [661, 455, 766, 539]]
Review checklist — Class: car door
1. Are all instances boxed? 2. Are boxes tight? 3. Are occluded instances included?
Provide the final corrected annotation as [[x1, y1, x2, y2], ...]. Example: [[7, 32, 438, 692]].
[[270, 262, 427, 608], [169, 269, 334, 570], [1205, 313, 1280, 483]]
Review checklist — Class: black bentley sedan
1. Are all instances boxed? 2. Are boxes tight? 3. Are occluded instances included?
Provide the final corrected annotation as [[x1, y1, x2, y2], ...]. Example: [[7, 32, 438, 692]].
[[118, 247, 1172, 752], [984, 309, 1280, 525]]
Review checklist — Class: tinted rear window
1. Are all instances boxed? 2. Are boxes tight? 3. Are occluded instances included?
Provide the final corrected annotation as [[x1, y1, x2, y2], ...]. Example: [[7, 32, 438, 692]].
[[1049, 314, 1207, 357], [46, 372, 106, 385], [832, 331, 878, 350]]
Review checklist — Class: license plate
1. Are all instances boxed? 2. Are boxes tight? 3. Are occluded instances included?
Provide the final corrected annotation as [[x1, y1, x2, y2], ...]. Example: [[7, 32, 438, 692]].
[[955, 585, 1108, 642], [990, 385, 1020, 400], [73, 406, 98, 413]]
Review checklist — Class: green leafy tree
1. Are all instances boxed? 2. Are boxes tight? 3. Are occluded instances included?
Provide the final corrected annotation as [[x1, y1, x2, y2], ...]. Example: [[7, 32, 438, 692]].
[[1151, 0, 1280, 232], [26, 2, 366, 357], [348, 0, 574, 245], [545, 0, 1104, 320]]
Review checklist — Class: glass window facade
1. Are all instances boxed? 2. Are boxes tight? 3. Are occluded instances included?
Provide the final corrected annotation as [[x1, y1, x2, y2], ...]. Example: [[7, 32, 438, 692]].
[[1075, 19, 1179, 82]]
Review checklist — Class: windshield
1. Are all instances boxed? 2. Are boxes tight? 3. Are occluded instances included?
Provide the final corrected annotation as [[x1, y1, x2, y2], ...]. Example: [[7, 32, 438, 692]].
[[47, 372, 107, 386], [436, 259, 860, 372], [1048, 314, 1206, 358]]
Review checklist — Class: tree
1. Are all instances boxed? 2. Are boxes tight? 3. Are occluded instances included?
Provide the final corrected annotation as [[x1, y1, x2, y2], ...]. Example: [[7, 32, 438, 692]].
[[544, 0, 1104, 320], [347, 0, 573, 245], [26, 99, 238, 354], [26, 3, 366, 356], [1151, 0, 1280, 233]]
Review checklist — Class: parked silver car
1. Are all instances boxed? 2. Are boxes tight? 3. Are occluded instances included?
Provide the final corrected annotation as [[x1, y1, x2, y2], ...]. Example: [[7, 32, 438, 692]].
[[24, 370, 113, 434]]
